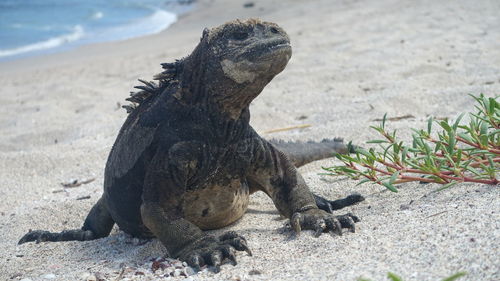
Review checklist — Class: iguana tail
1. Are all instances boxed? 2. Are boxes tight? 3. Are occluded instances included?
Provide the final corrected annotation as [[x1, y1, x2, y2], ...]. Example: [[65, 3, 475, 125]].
[[270, 138, 355, 168]]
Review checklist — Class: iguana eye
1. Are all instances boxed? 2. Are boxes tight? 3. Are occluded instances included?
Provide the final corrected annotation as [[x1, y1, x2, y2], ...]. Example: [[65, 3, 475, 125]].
[[232, 31, 249, 40]]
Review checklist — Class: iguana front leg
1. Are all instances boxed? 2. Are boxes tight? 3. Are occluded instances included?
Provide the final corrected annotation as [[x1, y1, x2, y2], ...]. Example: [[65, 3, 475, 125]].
[[140, 202, 250, 271], [140, 144, 250, 271], [247, 138, 360, 235]]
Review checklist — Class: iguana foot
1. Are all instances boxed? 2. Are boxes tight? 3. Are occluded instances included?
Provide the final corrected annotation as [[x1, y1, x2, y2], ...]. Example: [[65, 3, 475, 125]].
[[314, 192, 365, 213], [18, 229, 94, 244], [178, 231, 251, 273], [291, 209, 360, 237]]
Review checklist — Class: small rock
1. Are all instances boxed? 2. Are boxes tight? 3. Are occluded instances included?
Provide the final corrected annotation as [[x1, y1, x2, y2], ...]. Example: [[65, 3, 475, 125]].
[[10, 273, 22, 279], [249, 269, 262, 275], [243, 2, 255, 8], [42, 273, 56, 279], [184, 267, 196, 276], [163, 267, 174, 277], [79, 272, 91, 280], [173, 268, 182, 277], [173, 261, 184, 268], [399, 204, 410, 210]]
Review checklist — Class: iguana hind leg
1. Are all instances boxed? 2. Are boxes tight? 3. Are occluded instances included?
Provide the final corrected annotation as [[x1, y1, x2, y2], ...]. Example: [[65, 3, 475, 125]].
[[18, 196, 115, 244], [314, 193, 365, 213]]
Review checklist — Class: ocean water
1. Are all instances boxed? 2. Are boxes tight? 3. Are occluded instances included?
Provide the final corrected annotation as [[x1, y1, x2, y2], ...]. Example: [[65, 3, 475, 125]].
[[0, 0, 190, 60]]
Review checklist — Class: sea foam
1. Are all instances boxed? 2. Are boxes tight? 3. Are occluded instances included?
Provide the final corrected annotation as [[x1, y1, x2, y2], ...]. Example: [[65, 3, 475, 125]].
[[0, 25, 85, 58], [86, 9, 177, 43]]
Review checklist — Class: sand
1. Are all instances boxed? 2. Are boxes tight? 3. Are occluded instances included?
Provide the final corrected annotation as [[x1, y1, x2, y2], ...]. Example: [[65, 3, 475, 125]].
[[0, 0, 499, 280]]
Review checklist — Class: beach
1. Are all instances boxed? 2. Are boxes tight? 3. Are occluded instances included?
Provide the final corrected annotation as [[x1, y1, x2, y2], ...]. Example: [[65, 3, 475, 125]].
[[0, 0, 499, 280]]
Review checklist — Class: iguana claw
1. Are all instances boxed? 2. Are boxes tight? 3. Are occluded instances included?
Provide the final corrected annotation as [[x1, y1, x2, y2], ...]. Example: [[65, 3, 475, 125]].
[[290, 209, 360, 236], [178, 231, 251, 273]]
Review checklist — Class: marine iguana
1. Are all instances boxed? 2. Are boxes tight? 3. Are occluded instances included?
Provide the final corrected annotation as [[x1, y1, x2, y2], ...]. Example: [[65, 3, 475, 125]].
[[19, 19, 364, 271]]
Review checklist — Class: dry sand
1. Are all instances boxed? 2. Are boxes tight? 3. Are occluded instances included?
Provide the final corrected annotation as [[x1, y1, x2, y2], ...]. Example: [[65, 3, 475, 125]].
[[1, 0, 499, 280]]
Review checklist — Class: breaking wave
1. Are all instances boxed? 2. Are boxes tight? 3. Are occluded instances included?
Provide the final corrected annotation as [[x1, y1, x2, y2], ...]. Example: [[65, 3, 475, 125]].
[[87, 9, 176, 43], [0, 25, 84, 58]]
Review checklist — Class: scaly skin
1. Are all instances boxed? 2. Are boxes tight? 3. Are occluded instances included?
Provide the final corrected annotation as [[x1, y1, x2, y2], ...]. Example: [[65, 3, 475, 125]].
[[18, 19, 364, 272]]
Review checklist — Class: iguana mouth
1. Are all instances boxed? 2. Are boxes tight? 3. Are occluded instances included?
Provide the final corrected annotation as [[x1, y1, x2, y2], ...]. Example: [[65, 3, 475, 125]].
[[244, 38, 291, 59], [269, 42, 291, 50], [259, 39, 291, 52]]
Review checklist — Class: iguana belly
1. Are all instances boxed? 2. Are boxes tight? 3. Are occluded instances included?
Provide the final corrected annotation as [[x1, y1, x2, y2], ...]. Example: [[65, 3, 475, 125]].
[[182, 179, 249, 230]]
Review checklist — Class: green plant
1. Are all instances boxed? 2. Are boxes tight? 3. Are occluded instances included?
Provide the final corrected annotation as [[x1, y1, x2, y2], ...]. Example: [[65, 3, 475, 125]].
[[323, 94, 499, 191], [358, 271, 467, 281]]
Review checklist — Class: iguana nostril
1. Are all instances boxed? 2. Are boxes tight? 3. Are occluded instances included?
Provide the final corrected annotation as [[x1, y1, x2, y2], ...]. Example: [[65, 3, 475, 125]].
[[270, 27, 279, 34]]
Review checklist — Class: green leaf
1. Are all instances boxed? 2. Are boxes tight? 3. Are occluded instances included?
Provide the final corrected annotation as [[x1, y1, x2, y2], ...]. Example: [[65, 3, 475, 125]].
[[489, 97, 497, 114], [434, 141, 443, 153], [443, 154, 455, 168], [481, 95, 490, 112], [453, 113, 465, 130], [382, 181, 398, 192], [382, 113, 387, 129], [369, 125, 384, 134], [455, 149, 462, 164], [355, 178, 373, 186], [407, 147, 420, 153], [470, 112, 489, 123], [390, 171, 400, 184], [387, 272, 403, 281], [479, 122, 489, 147], [401, 146, 409, 163], [447, 130, 456, 154], [337, 167, 359, 174], [434, 181, 458, 192], [357, 148, 374, 159], [423, 142, 432, 155], [457, 132, 475, 143], [405, 160, 422, 169], [383, 143, 395, 160], [366, 139, 389, 144], [488, 156, 495, 169], [440, 120, 452, 132], [441, 272, 467, 281], [427, 116, 434, 134]]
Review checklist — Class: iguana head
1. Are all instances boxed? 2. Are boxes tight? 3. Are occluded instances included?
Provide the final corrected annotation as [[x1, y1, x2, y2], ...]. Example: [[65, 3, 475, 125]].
[[206, 19, 291, 84], [167, 19, 292, 119]]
